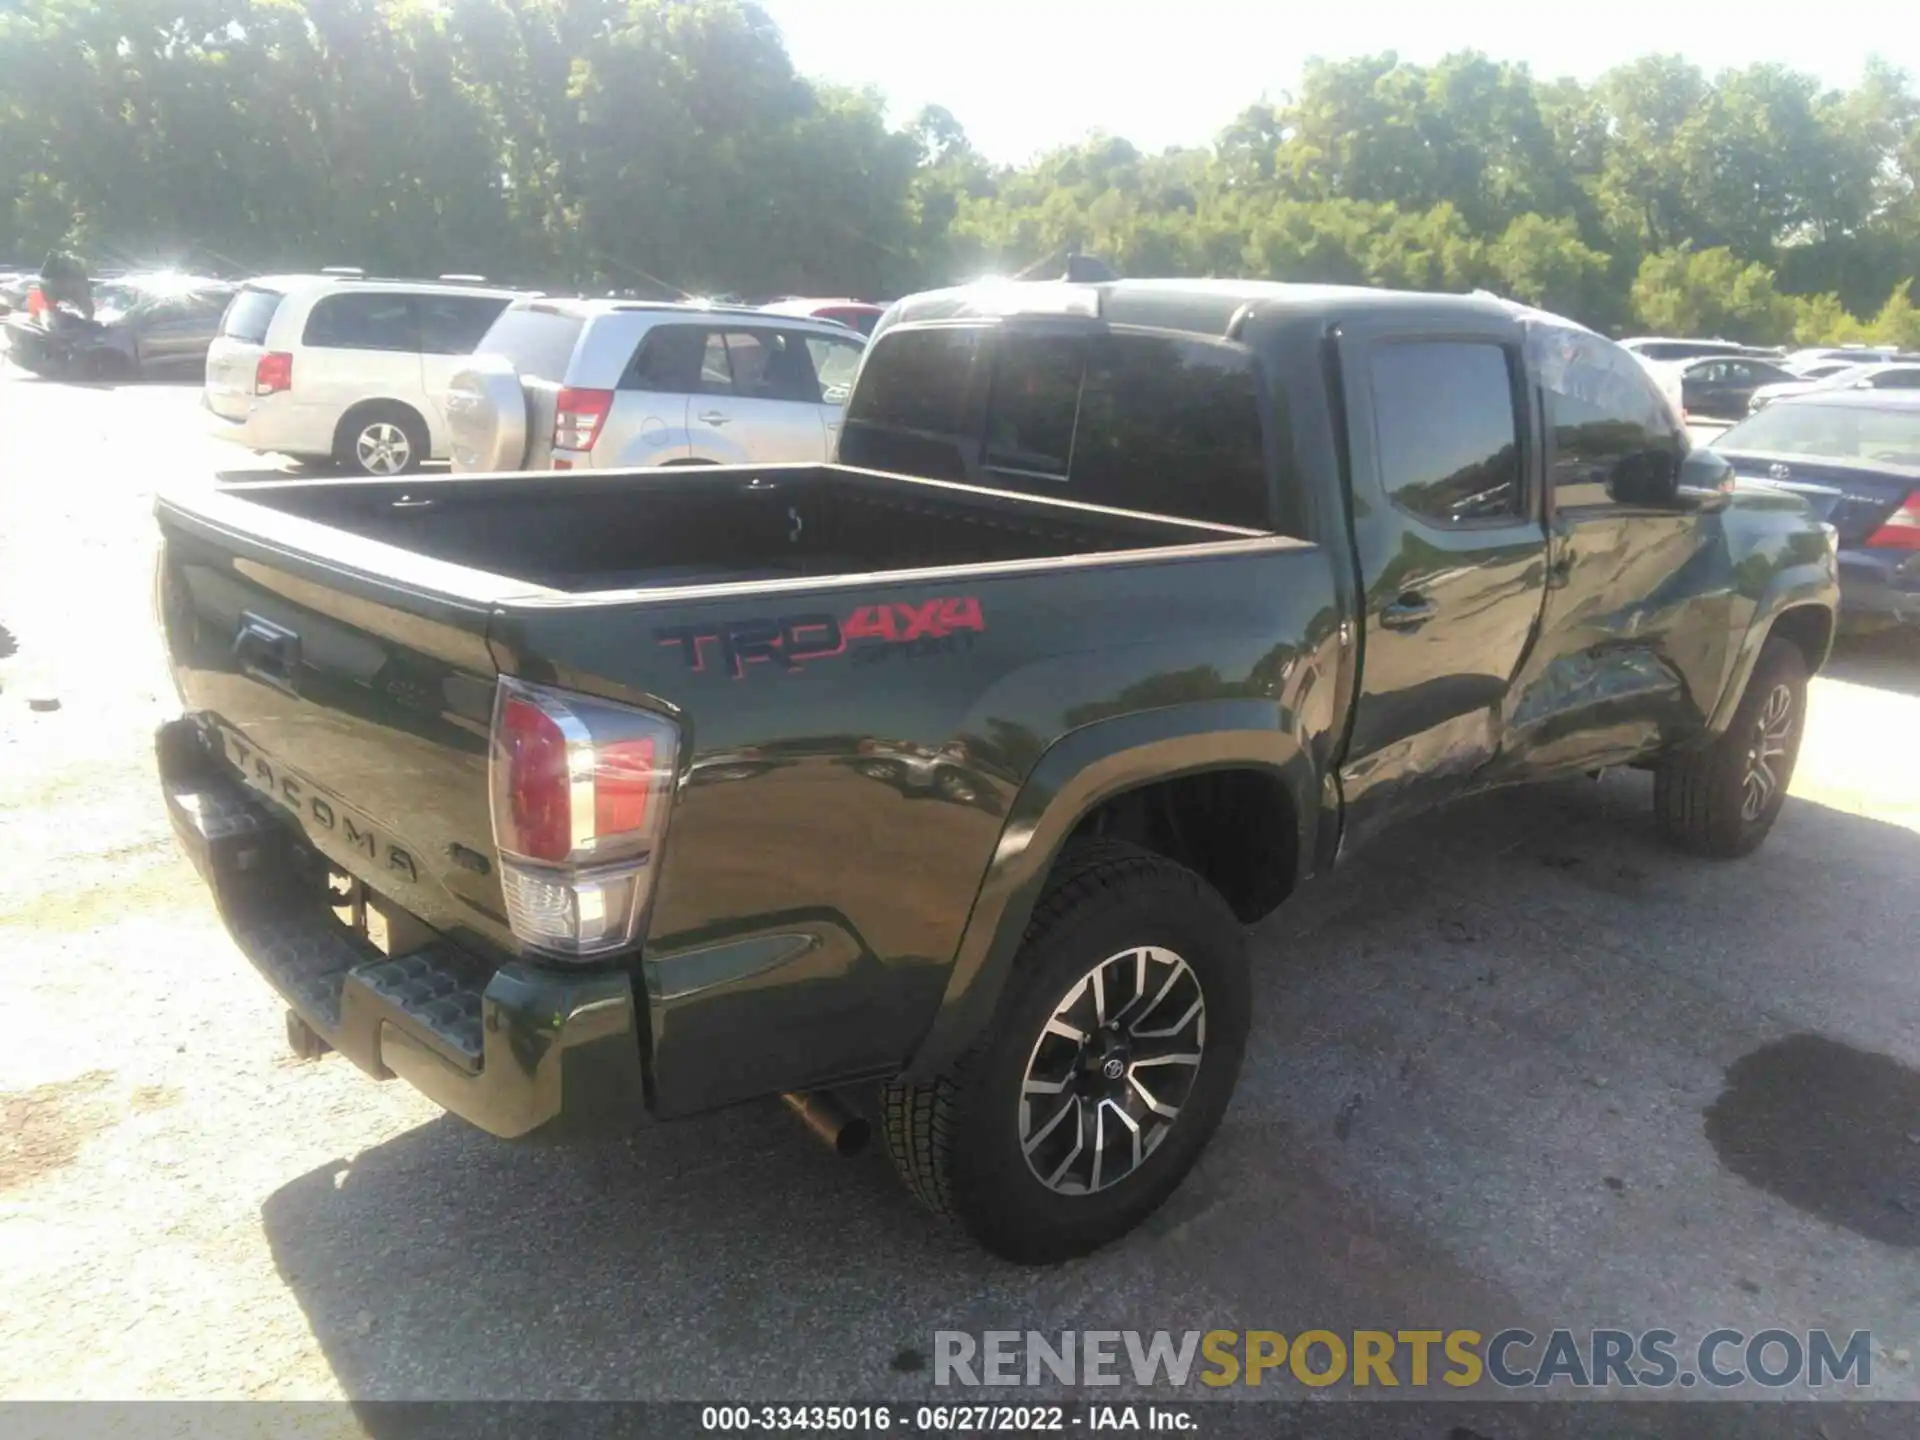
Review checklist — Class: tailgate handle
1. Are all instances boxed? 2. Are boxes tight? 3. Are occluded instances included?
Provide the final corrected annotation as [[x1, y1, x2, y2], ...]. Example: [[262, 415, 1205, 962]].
[[234, 613, 301, 694]]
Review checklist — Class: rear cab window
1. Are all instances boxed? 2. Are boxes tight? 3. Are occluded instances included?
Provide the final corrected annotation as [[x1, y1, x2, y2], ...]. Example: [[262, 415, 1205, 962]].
[[220, 286, 284, 345], [841, 323, 1274, 529]]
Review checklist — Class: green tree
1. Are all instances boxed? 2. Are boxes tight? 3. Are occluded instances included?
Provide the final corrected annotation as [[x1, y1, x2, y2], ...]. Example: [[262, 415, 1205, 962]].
[[1631, 246, 1795, 342]]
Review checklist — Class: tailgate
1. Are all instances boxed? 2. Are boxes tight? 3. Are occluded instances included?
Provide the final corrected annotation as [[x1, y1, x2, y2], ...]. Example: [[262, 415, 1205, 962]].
[[203, 335, 262, 420], [156, 499, 512, 953]]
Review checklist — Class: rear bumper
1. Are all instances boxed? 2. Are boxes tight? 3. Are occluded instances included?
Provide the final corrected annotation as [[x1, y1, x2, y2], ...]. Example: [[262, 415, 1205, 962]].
[[156, 715, 646, 1139], [202, 394, 334, 460], [1838, 548, 1920, 630]]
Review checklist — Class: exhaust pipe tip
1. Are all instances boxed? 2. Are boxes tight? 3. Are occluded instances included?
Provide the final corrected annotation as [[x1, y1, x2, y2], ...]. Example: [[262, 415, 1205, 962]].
[[782, 1090, 871, 1157]]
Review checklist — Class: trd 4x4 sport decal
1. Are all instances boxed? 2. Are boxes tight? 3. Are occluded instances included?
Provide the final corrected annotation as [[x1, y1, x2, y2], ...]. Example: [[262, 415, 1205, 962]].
[[656, 596, 985, 679]]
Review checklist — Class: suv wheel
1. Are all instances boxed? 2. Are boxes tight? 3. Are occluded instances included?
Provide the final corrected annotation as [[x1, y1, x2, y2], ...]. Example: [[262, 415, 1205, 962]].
[[336, 405, 426, 477], [882, 841, 1249, 1264], [1654, 636, 1808, 858]]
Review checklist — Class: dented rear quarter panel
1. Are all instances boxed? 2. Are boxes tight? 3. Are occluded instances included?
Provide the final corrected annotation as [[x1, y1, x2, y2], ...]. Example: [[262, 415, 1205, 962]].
[[488, 539, 1344, 1116]]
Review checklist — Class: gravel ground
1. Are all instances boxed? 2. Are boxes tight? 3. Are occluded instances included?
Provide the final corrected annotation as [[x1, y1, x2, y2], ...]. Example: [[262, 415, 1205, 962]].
[[2, 366, 1918, 1425]]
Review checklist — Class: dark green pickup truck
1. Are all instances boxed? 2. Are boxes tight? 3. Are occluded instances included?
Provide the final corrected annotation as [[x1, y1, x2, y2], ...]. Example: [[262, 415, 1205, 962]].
[[154, 279, 1839, 1262]]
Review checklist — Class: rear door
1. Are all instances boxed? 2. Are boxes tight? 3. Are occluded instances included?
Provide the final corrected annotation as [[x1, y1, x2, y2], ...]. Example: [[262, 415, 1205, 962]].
[[204, 285, 285, 415], [1334, 315, 1550, 852], [687, 326, 831, 462]]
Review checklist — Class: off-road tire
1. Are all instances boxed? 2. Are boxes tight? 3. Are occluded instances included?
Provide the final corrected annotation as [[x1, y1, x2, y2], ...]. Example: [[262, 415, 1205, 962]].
[[1654, 636, 1808, 858], [881, 840, 1249, 1264]]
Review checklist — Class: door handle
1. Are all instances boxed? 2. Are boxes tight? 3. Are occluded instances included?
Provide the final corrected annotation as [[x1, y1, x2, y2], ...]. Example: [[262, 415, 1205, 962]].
[[1379, 594, 1437, 631], [697, 410, 730, 426]]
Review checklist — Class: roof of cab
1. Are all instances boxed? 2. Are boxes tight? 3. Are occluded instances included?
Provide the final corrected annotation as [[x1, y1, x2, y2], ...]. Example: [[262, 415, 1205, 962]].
[[879, 277, 1524, 344]]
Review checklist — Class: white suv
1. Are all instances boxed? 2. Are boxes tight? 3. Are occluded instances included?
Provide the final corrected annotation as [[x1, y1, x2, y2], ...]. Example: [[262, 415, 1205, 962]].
[[204, 273, 526, 475], [446, 297, 867, 474]]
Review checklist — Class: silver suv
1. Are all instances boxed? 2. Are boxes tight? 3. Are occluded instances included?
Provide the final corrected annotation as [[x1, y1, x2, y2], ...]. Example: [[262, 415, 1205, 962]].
[[447, 298, 867, 473]]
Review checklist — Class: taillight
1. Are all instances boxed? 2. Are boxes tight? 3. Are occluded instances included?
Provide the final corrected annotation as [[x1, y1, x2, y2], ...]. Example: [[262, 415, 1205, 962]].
[[1866, 490, 1920, 551], [255, 351, 292, 396], [553, 387, 613, 451], [488, 678, 679, 959], [26, 285, 46, 317]]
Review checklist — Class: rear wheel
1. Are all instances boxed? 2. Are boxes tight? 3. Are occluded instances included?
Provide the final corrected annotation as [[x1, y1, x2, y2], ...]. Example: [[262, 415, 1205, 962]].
[[882, 841, 1249, 1263], [1654, 636, 1808, 858], [335, 404, 427, 477]]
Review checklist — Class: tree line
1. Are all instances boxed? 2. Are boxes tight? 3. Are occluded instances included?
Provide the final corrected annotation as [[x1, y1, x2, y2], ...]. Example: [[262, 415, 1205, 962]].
[[3, 0, 1918, 346]]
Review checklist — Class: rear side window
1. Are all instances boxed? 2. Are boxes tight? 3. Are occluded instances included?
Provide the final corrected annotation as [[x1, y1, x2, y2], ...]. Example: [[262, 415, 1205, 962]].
[[839, 326, 985, 481], [1072, 334, 1269, 527], [1368, 342, 1523, 524], [220, 287, 283, 344], [302, 292, 416, 351], [416, 295, 511, 356], [623, 324, 707, 392], [476, 306, 585, 380]]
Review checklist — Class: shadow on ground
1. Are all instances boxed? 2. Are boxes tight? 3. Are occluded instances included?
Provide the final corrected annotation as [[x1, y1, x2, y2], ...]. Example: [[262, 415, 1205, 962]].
[[1823, 630, 1920, 698], [261, 773, 1920, 1411]]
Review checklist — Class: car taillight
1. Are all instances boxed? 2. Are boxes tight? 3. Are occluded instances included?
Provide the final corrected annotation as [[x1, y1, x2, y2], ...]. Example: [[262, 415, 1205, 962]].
[[255, 351, 292, 395], [1866, 490, 1920, 551], [553, 387, 612, 451], [26, 285, 46, 317], [488, 677, 680, 959]]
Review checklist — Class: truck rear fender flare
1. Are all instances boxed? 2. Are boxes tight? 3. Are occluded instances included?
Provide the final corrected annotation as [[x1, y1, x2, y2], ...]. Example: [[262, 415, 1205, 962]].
[[1706, 564, 1838, 735], [900, 700, 1317, 1081]]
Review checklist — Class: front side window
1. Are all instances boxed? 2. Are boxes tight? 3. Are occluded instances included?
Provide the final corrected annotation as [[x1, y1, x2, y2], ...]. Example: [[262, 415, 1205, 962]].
[[1533, 324, 1684, 510], [693, 329, 818, 402], [1368, 341, 1523, 524]]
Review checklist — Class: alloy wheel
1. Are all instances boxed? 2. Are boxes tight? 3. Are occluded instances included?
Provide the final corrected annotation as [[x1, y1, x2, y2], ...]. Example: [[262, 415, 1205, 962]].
[[1018, 945, 1206, 1196], [354, 421, 412, 476], [1741, 682, 1795, 822]]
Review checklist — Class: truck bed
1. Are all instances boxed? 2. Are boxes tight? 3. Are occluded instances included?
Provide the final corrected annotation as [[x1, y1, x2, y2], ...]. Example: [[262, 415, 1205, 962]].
[[216, 463, 1253, 596], [156, 460, 1328, 1121]]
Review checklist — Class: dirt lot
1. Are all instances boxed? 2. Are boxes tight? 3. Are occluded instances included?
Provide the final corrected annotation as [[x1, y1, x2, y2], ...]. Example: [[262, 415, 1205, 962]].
[[2, 364, 1919, 1417]]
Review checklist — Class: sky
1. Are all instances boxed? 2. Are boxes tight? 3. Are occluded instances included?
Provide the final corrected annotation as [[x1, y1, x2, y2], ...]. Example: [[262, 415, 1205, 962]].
[[758, 0, 1913, 165]]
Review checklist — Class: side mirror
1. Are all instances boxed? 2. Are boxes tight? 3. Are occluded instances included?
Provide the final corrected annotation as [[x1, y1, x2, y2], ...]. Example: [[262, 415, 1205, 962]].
[[1605, 449, 1680, 507]]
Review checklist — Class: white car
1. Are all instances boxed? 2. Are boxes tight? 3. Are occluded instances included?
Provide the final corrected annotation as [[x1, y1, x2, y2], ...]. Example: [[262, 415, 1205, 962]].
[[204, 272, 527, 475], [446, 297, 868, 474], [1746, 360, 1920, 414]]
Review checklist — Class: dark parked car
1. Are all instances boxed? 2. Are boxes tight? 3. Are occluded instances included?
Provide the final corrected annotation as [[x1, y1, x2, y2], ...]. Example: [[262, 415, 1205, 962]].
[[154, 279, 1837, 1263], [3, 273, 236, 381], [1714, 391, 1920, 633], [1675, 355, 1801, 420]]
